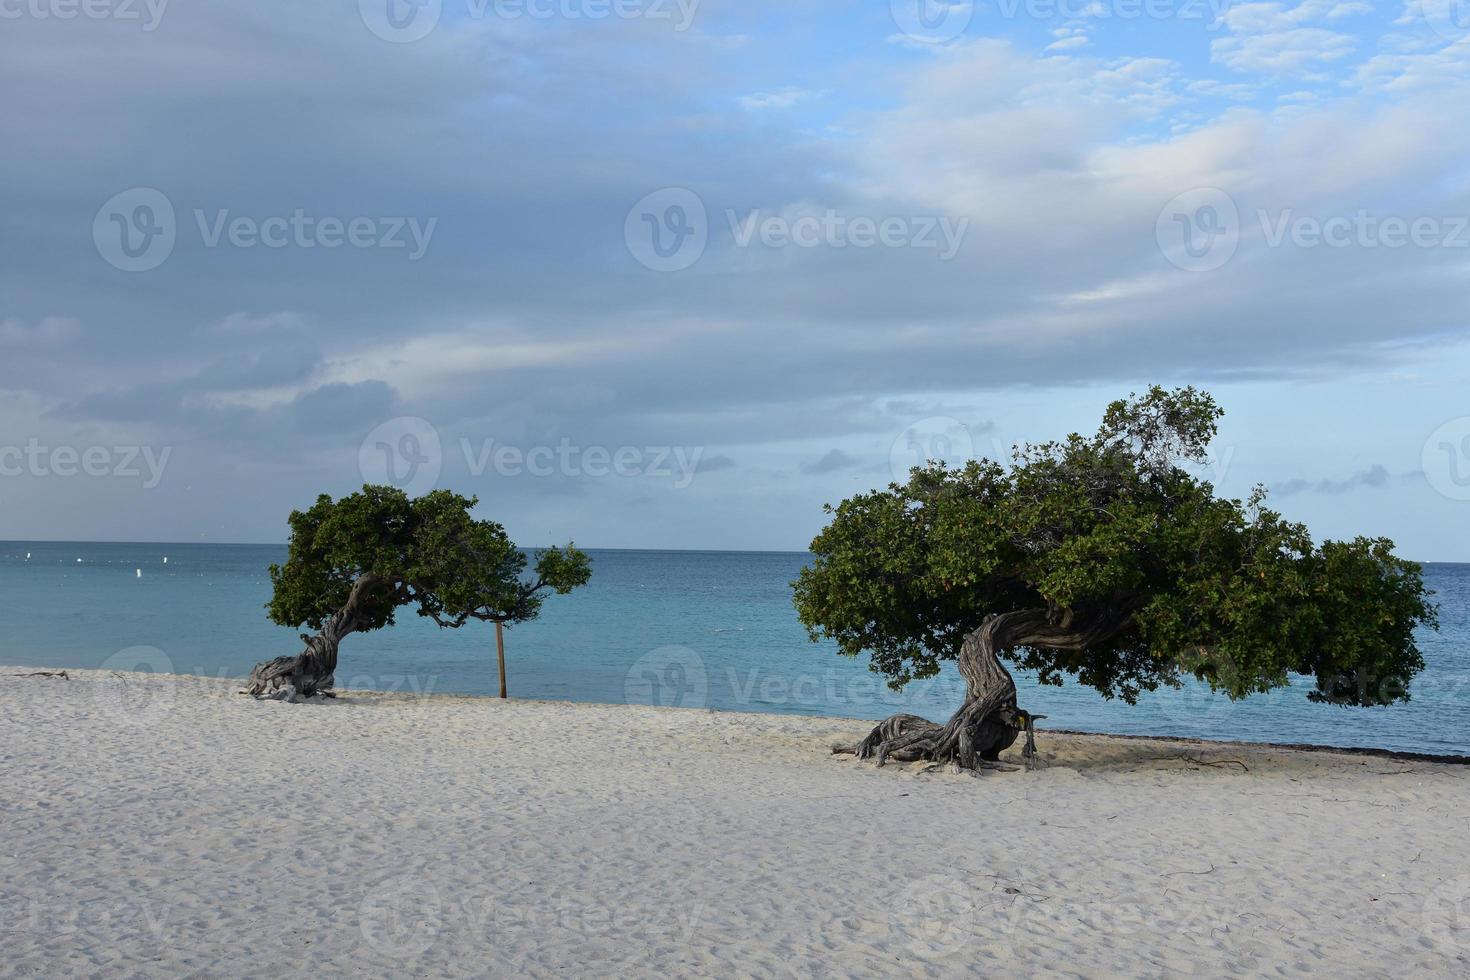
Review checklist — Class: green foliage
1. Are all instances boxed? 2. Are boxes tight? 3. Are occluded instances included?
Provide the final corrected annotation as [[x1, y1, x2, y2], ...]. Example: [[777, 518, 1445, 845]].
[[793, 386, 1437, 708], [268, 485, 590, 633]]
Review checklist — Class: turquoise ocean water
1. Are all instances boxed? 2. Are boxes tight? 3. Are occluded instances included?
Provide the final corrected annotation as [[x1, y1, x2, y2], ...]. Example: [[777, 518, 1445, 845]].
[[1, 541, 1466, 756]]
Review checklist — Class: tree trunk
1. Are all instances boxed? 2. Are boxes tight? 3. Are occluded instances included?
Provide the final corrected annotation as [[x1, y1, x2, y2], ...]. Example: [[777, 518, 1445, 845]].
[[244, 574, 382, 700], [495, 620, 507, 699], [839, 605, 1132, 771], [839, 611, 1037, 770]]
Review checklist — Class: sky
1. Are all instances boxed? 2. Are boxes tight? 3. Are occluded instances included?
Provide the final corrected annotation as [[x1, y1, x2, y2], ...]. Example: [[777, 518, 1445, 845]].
[[1, 0, 1469, 558]]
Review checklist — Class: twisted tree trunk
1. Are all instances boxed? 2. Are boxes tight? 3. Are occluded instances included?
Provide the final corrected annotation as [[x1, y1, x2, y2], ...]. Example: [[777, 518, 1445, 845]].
[[839, 606, 1131, 771], [245, 573, 383, 699]]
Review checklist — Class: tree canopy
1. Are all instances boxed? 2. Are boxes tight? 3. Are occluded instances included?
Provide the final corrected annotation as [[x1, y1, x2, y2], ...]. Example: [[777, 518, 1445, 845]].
[[794, 386, 1437, 711], [267, 485, 590, 634]]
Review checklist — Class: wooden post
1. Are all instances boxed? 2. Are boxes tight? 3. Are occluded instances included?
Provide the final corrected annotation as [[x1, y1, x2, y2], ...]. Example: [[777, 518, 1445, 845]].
[[495, 620, 507, 699]]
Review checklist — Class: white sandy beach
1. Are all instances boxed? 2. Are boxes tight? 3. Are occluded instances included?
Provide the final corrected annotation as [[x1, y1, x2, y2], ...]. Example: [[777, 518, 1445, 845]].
[[2, 668, 1469, 978]]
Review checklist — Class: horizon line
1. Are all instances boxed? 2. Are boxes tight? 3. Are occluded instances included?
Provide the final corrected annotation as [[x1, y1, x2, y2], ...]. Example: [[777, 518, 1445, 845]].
[[0, 538, 1463, 565], [0, 538, 816, 556]]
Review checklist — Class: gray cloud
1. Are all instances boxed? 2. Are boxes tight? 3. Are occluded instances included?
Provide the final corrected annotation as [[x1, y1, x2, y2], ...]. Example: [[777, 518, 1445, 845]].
[[287, 382, 397, 435], [801, 449, 860, 475], [697, 455, 738, 473], [1274, 464, 1405, 498]]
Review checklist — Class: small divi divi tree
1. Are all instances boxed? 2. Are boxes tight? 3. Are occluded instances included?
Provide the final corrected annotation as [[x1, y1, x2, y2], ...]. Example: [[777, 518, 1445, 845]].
[[245, 485, 590, 699]]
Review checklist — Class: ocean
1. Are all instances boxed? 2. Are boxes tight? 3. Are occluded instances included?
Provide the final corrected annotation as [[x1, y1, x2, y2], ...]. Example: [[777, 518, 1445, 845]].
[[2, 541, 1467, 756]]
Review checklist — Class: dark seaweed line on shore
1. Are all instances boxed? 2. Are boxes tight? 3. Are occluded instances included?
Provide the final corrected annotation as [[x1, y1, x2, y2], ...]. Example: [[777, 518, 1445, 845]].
[[1043, 727, 1470, 766]]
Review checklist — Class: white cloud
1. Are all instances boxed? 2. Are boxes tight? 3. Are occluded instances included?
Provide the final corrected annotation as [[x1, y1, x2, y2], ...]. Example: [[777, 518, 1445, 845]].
[[1219, 0, 1370, 33], [1046, 35, 1092, 52], [1211, 0, 1372, 74], [1188, 79, 1264, 101], [846, 35, 1470, 394], [208, 312, 312, 335], [0, 317, 80, 346], [1352, 35, 1470, 92], [1213, 27, 1358, 73], [739, 88, 820, 111]]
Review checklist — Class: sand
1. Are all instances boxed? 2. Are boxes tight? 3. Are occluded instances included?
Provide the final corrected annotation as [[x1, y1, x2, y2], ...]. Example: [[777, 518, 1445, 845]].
[[2, 667, 1468, 978]]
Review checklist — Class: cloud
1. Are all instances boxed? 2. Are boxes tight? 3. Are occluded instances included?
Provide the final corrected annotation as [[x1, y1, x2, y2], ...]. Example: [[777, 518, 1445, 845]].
[[850, 39, 1470, 391], [1213, 28, 1357, 74], [801, 449, 861, 475], [287, 381, 397, 434], [1274, 463, 1403, 497], [1046, 35, 1091, 53], [1187, 79, 1264, 101], [696, 454, 738, 473], [1353, 35, 1470, 94], [738, 88, 821, 110], [1212, 0, 1371, 75], [208, 311, 312, 335], [0, 317, 80, 347]]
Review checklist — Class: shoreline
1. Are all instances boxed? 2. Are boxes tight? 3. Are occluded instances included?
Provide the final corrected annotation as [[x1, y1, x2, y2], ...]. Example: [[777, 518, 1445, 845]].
[[9, 663, 1469, 766], [1041, 726, 1470, 767]]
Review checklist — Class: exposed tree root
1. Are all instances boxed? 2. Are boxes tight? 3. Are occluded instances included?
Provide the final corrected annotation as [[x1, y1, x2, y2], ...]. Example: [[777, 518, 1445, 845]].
[[832, 607, 1131, 772], [244, 573, 383, 699]]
